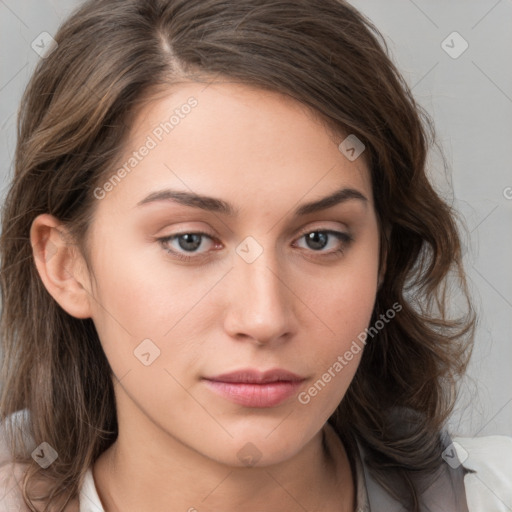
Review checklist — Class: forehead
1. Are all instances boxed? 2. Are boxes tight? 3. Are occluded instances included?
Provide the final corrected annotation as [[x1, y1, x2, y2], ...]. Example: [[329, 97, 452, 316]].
[[99, 80, 373, 214]]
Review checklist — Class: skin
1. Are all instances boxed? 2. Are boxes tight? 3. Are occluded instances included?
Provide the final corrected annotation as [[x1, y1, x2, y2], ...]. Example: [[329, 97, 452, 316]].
[[30, 81, 384, 512]]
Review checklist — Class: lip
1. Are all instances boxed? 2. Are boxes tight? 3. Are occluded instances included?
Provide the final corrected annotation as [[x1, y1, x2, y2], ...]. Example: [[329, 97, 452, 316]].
[[205, 368, 305, 384], [202, 368, 306, 408]]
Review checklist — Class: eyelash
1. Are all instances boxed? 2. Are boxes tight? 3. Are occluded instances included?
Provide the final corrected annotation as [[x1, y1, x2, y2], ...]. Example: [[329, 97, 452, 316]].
[[157, 227, 354, 263]]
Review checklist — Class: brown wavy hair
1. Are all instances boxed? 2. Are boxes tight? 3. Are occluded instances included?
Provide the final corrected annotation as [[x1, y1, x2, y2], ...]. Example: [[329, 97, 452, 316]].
[[0, 0, 475, 510]]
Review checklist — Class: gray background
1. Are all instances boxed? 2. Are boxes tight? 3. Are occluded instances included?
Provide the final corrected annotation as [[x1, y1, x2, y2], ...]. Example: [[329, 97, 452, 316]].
[[1, 0, 511, 437]]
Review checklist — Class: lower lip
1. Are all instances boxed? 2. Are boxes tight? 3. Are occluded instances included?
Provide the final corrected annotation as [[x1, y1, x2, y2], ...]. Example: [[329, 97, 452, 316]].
[[203, 379, 304, 408]]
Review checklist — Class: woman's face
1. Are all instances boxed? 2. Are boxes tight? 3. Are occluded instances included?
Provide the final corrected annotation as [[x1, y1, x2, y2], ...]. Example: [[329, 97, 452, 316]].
[[78, 81, 381, 466]]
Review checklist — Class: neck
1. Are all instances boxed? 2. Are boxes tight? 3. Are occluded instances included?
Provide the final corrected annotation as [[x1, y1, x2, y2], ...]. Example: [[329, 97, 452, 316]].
[[93, 417, 354, 512]]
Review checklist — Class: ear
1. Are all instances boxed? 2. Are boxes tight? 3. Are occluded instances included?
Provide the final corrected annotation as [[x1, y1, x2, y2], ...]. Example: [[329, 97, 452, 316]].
[[30, 213, 94, 319]]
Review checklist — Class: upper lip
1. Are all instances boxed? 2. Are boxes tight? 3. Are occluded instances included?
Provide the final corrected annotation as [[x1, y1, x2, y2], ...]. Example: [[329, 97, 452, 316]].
[[204, 368, 305, 384]]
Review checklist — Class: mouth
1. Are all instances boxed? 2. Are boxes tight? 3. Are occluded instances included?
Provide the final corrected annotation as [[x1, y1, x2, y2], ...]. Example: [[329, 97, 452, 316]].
[[202, 368, 306, 408]]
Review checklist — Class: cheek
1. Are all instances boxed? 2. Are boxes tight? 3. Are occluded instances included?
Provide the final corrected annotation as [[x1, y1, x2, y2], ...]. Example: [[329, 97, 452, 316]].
[[310, 284, 374, 379], [295, 281, 375, 414], [86, 236, 218, 377], [329, 276, 377, 344], [314, 232, 379, 329], [302, 241, 379, 383], [88, 229, 193, 329]]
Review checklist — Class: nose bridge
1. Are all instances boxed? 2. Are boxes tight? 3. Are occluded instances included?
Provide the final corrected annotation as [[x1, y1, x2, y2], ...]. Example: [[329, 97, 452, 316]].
[[225, 236, 293, 344]]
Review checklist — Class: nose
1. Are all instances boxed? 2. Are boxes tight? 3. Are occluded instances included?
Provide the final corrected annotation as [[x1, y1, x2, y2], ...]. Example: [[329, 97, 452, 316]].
[[223, 249, 295, 347]]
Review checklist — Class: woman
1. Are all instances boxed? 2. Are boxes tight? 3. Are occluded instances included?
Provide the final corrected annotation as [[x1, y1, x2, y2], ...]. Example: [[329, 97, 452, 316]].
[[1, 1, 511, 511]]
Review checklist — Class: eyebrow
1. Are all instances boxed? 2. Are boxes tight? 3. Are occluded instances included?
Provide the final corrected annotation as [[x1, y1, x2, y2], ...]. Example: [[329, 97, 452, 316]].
[[135, 186, 367, 217]]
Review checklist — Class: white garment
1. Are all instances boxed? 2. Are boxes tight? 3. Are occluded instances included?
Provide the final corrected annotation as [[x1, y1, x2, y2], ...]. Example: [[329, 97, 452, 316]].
[[79, 468, 104, 512], [1, 408, 511, 511], [453, 436, 512, 511]]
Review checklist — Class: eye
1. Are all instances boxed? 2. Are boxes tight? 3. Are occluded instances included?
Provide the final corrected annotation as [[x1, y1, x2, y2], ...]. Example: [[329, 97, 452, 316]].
[[293, 228, 353, 259], [158, 231, 218, 262], [157, 227, 354, 263]]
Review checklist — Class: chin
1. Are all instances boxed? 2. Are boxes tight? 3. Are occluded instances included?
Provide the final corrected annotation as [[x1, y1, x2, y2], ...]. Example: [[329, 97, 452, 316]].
[[204, 426, 316, 468]]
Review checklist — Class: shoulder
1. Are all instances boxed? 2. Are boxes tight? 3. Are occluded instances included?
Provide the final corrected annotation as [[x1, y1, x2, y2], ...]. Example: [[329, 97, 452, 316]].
[[0, 460, 32, 512], [454, 435, 512, 511], [0, 409, 32, 511], [1, 410, 81, 512]]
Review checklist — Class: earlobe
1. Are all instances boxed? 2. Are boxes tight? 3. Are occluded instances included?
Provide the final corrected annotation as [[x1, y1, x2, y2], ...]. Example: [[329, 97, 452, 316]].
[[30, 213, 93, 319]]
